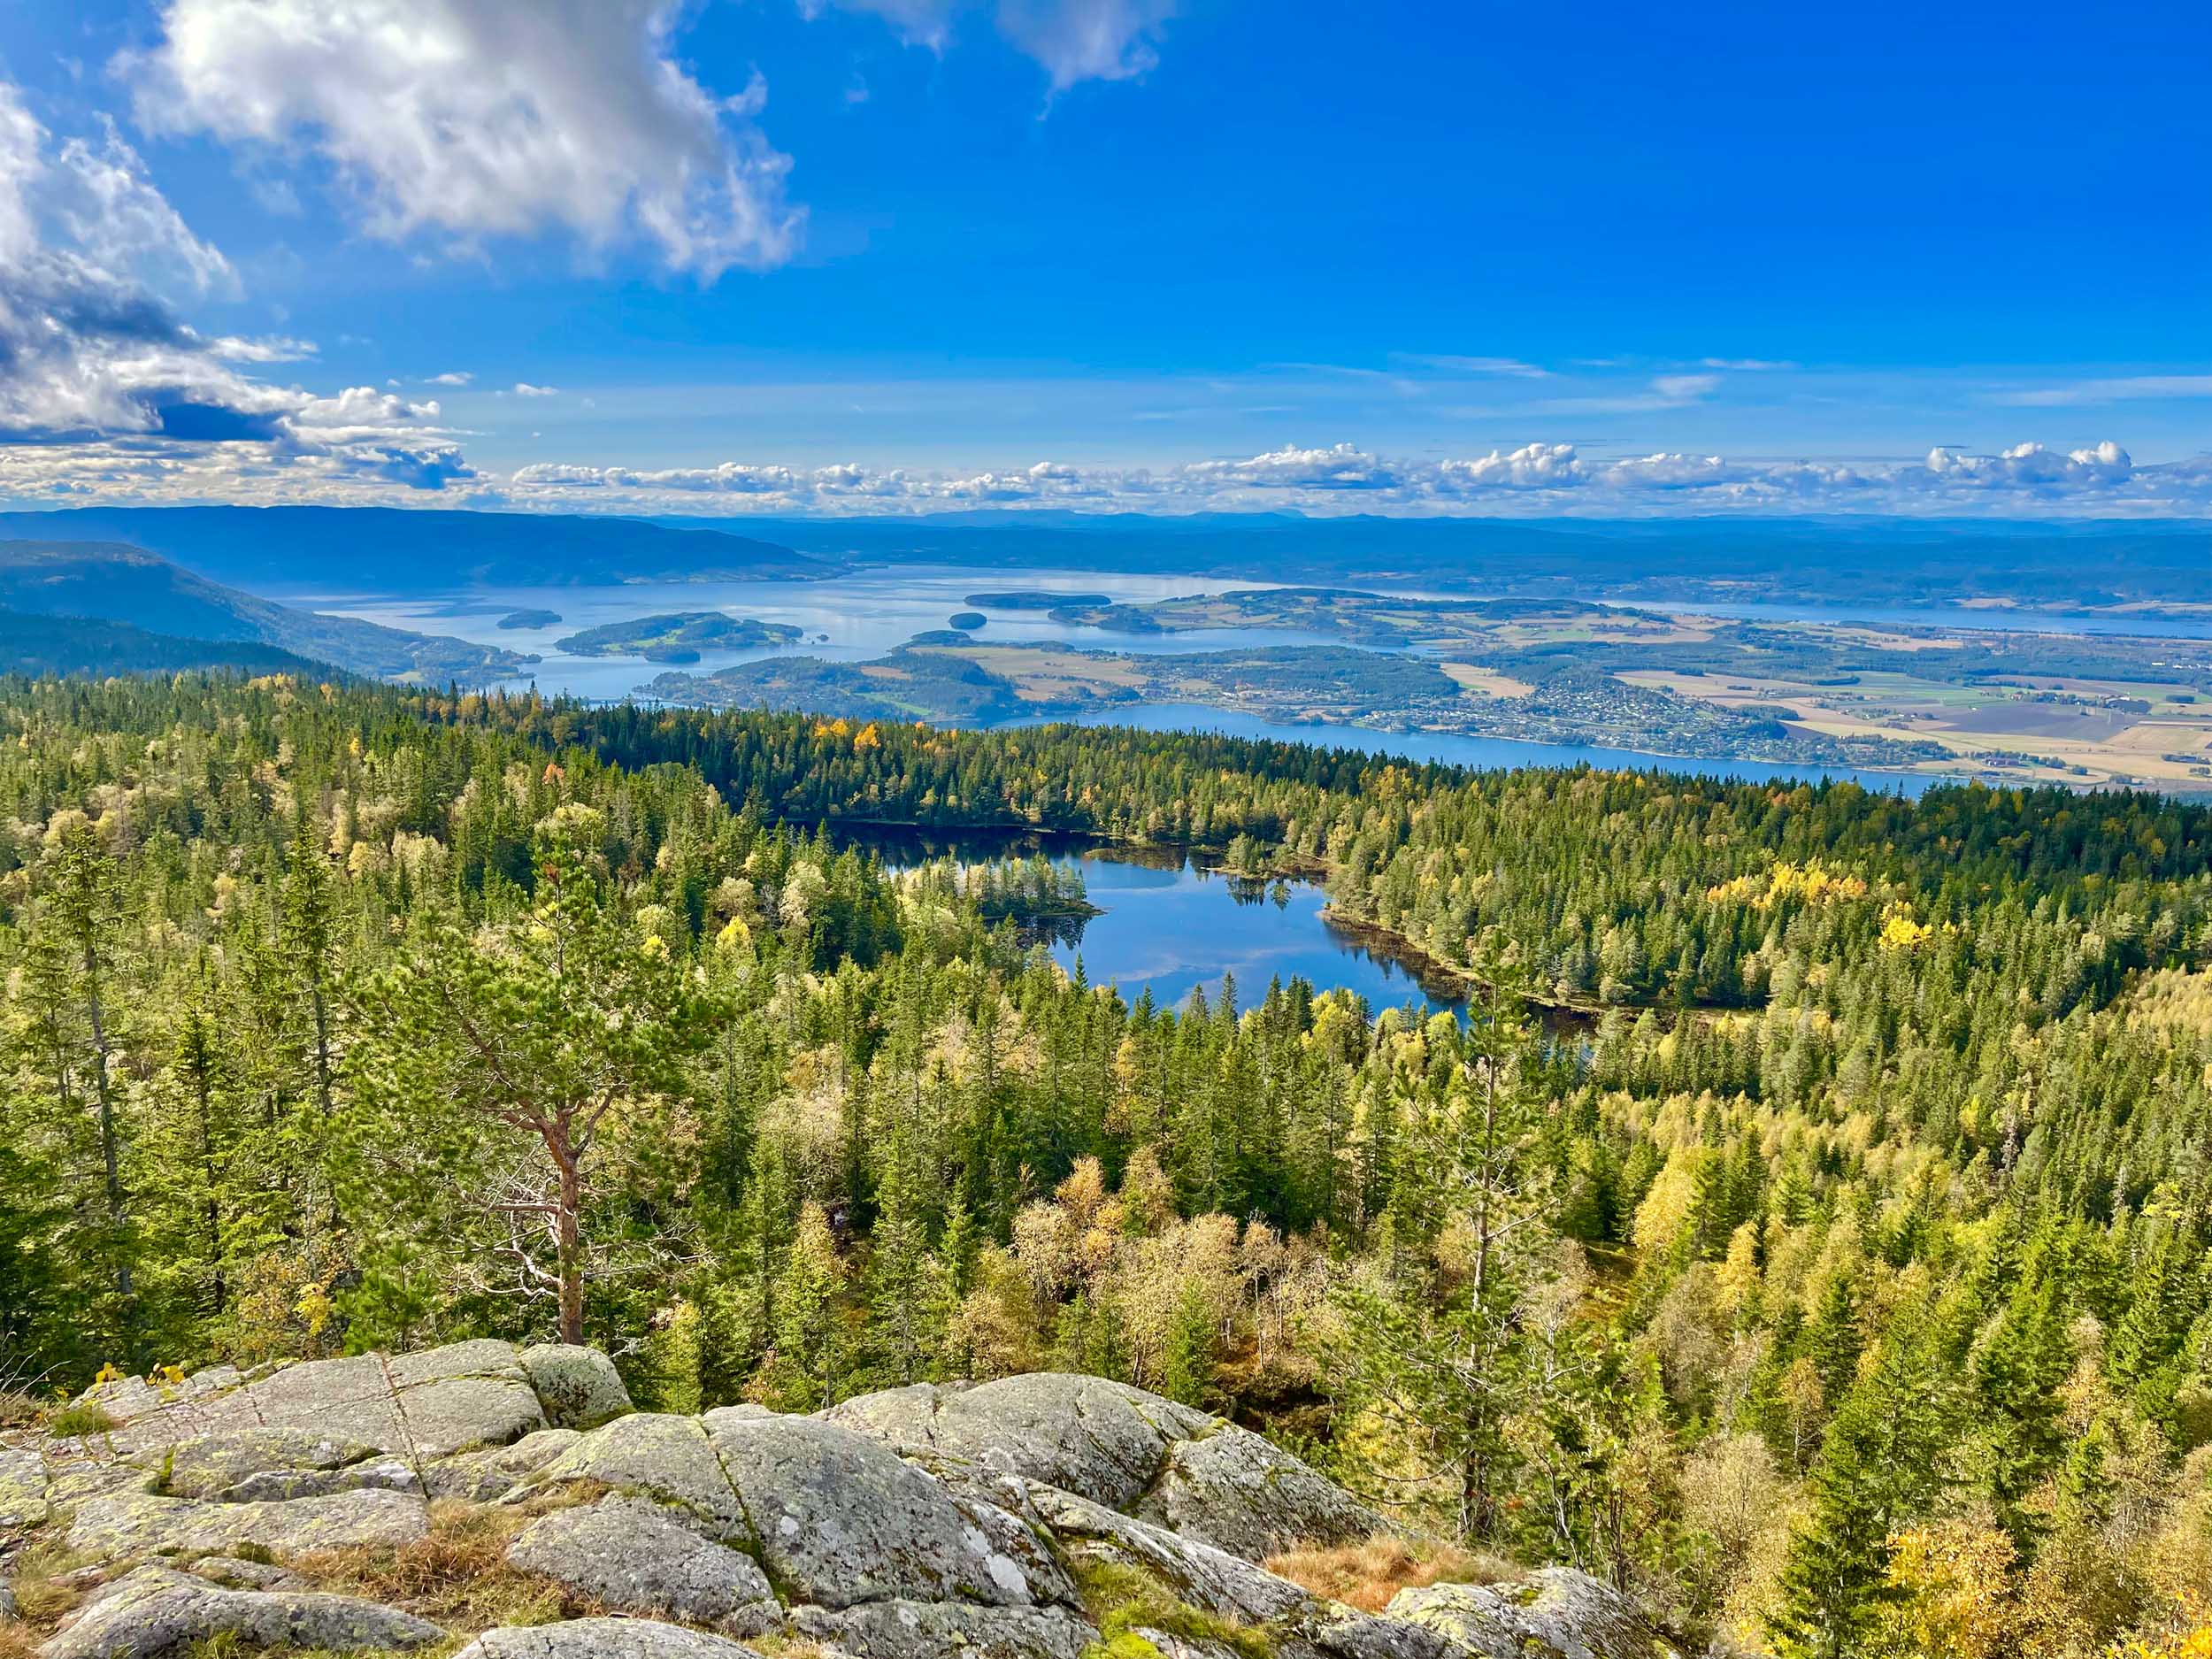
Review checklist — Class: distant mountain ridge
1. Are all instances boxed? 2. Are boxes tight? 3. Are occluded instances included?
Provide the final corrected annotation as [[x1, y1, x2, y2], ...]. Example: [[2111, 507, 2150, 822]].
[[0, 507, 827, 588], [0, 540, 533, 682], [695, 512, 2212, 611], [0, 608, 326, 678]]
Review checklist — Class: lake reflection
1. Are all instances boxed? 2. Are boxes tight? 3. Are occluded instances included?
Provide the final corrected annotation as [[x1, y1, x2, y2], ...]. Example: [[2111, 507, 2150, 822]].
[[868, 832, 1465, 1018]]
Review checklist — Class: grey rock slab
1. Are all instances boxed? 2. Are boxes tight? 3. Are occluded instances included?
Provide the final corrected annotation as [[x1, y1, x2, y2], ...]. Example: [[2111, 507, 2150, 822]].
[[0, 1446, 50, 1531], [787, 1601, 1100, 1659], [396, 1375, 547, 1458], [425, 1428, 583, 1501], [149, 1427, 384, 1501], [707, 1414, 1040, 1611], [180, 1557, 310, 1592], [1025, 1485, 1310, 1624], [1384, 1571, 1682, 1659], [1127, 1629, 1245, 1659], [104, 1392, 267, 1460], [457, 1617, 769, 1659], [699, 1405, 771, 1432], [1290, 1608, 1457, 1659], [43, 1463, 154, 1509], [37, 1564, 442, 1659], [828, 1376, 1209, 1514], [507, 1494, 776, 1626], [1136, 1425, 1386, 1563], [819, 1385, 941, 1453], [518, 1347, 633, 1430], [220, 1457, 422, 1503], [951, 1493, 1076, 1609], [386, 1340, 525, 1388], [65, 1487, 429, 1558], [243, 1356, 410, 1455], [521, 1414, 749, 1541], [2, 1577, 16, 1619]]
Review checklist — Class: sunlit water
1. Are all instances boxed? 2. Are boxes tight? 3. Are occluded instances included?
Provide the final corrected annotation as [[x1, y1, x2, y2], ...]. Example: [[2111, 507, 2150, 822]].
[[275, 566, 1354, 703], [864, 835, 1467, 1019], [277, 565, 1952, 793]]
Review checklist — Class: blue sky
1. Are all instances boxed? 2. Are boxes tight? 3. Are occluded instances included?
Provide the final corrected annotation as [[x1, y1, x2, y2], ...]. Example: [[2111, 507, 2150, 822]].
[[3, 0, 2210, 515]]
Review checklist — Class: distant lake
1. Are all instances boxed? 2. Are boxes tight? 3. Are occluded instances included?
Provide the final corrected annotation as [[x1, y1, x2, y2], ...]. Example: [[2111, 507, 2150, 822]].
[[1615, 598, 2212, 641], [277, 566, 1346, 702], [1002, 703, 1946, 795], [278, 564, 1946, 792]]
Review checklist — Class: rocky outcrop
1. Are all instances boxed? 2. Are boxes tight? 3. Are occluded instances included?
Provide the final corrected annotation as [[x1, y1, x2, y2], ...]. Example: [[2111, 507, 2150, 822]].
[[1, 1347, 1676, 1659], [67, 1340, 628, 1465], [65, 1488, 430, 1557], [457, 1618, 767, 1659], [507, 1494, 778, 1632], [518, 1413, 751, 1540], [825, 1375, 1385, 1566], [826, 1375, 1210, 1513], [707, 1413, 1048, 1610], [1138, 1423, 1386, 1561], [1386, 1571, 1682, 1659], [37, 1564, 442, 1659], [787, 1600, 1098, 1659]]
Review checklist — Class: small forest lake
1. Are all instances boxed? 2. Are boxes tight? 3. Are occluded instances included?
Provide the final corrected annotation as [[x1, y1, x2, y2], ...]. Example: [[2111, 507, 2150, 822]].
[[864, 833, 1471, 1019]]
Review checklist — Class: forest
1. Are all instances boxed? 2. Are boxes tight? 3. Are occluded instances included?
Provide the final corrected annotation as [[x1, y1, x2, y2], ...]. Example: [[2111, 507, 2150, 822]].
[[1, 673, 2208, 1659]]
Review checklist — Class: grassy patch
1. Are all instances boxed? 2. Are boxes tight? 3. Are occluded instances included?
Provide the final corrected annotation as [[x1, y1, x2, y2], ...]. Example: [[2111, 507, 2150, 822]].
[[4, 1534, 107, 1631], [1072, 1559, 1275, 1659], [185, 1638, 460, 1659], [44, 1402, 119, 1440], [287, 1501, 564, 1632], [1263, 1534, 1510, 1613]]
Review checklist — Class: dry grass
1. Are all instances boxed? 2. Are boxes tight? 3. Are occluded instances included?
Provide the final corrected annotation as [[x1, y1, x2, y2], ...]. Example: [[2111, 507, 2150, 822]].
[[746, 1638, 833, 1659], [288, 1500, 566, 1632], [3, 1535, 107, 1632], [1263, 1533, 1512, 1613]]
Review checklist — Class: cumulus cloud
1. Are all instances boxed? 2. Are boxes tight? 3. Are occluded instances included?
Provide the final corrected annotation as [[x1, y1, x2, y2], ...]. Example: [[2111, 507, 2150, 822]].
[[125, 0, 802, 280], [511, 382, 560, 397], [498, 437, 2210, 518], [426, 371, 472, 387], [997, 0, 1175, 88], [0, 81, 470, 497], [809, 0, 1174, 89]]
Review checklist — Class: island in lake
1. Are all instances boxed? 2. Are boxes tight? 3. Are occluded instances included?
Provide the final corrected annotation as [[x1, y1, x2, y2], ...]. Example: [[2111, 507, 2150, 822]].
[[556, 611, 804, 664], [948, 611, 987, 631], [964, 590, 1111, 611], [496, 608, 563, 629]]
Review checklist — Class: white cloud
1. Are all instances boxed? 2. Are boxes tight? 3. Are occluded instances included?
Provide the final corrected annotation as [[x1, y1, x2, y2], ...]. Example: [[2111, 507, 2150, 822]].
[[493, 436, 2210, 518], [1398, 354, 1552, 379], [997, 0, 1175, 88], [1699, 357, 1797, 371], [125, 0, 803, 280], [808, 0, 1174, 89], [1924, 440, 2135, 488], [209, 334, 318, 362], [0, 81, 471, 495], [1994, 375, 2212, 407], [512, 382, 560, 397], [426, 371, 473, 387]]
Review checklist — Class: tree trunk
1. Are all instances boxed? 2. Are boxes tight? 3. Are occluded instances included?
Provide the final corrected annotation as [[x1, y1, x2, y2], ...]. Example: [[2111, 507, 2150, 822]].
[[553, 1126, 585, 1345]]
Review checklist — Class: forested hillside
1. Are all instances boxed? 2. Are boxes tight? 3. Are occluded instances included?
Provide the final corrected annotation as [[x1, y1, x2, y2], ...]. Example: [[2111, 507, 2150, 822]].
[[2, 675, 2208, 1658]]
